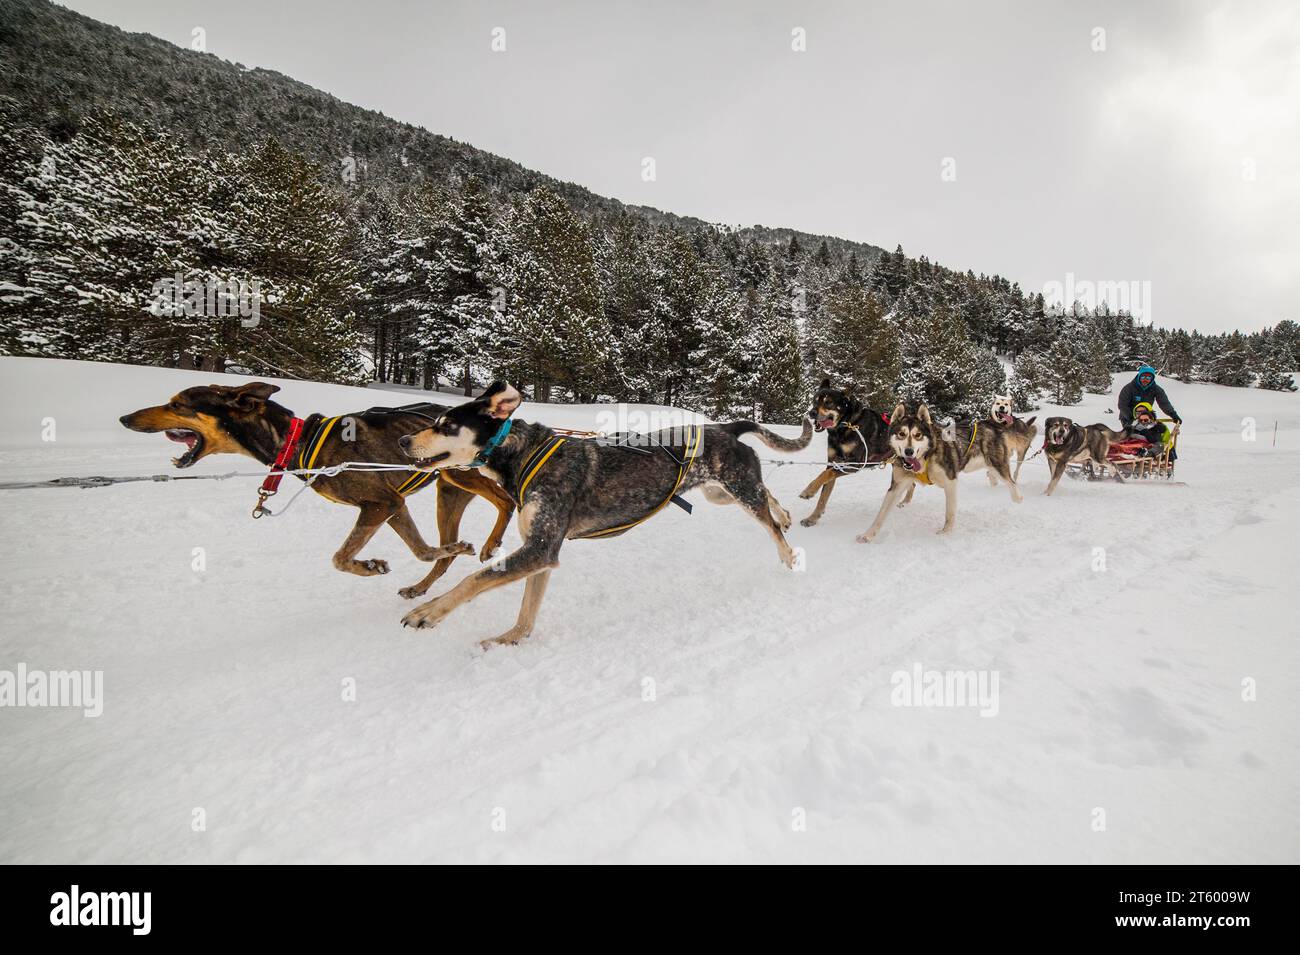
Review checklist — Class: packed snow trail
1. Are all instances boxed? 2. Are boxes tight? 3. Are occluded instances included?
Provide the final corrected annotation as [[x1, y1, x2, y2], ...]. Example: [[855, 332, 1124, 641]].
[[0, 357, 1296, 862]]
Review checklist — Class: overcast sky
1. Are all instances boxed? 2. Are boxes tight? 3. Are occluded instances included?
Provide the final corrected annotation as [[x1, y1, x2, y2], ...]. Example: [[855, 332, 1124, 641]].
[[63, 0, 1300, 334]]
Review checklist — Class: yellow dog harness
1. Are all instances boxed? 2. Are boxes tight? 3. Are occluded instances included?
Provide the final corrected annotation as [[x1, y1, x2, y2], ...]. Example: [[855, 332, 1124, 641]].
[[297, 415, 436, 497], [514, 425, 704, 539]]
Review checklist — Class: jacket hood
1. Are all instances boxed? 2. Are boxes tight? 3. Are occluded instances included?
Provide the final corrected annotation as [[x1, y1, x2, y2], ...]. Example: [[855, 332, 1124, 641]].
[[1135, 365, 1157, 385]]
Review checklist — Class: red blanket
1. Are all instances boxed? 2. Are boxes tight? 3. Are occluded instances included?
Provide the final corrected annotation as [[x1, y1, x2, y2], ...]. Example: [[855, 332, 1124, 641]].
[[1107, 438, 1152, 460]]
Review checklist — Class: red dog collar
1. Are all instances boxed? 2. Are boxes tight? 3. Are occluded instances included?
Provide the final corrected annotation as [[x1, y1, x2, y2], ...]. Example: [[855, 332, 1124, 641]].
[[253, 417, 305, 517]]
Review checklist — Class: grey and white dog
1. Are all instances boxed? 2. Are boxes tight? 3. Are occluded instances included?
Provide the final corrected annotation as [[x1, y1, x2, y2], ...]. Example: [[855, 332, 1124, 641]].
[[987, 394, 1038, 483], [396, 382, 813, 647], [857, 402, 1024, 543]]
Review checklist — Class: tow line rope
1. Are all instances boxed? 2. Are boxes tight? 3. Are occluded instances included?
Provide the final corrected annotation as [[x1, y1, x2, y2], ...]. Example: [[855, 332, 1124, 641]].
[[0, 461, 423, 493], [0, 423, 882, 507], [757, 457, 887, 473]]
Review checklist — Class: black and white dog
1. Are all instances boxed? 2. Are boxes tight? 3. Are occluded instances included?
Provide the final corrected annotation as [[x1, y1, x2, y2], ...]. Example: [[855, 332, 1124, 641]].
[[396, 382, 813, 647]]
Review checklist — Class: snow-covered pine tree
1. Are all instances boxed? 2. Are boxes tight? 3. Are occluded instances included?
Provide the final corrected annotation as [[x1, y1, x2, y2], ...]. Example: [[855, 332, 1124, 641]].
[[897, 302, 998, 415], [1021, 292, 1055, 354], [794, 240, 837, 383], [1011, 349, 1045, 396], [747, 275, 805, 421], [685, 276, 747, 419], [1043, 337, 1084, 404], [819, 275, 901, 409], [653, 230, 719, 408], [1255, 343, 1297, 392], [1164, 329, 1196, 382], [354, 187, 435, 383], [1007, 372, 1039, 412], [0, 114, 50, 356], [223, 138, 365, 383], [0, 115, 193, 364], [1269, 320, 1300, 369], [596, 213, 665, 402], [424, 174, 502, 392], [964, 346, 1008, 416], [871, 244, 907, 301], [1204, 331, 1252, 387], [495, 187, 608, 401], [1082, 325, 1113, 393]]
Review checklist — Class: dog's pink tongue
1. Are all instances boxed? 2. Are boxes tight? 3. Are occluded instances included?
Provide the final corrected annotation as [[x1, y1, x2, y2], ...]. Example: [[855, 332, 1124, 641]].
[[165, 430, 196, 448], [819, 417, 835, 430]]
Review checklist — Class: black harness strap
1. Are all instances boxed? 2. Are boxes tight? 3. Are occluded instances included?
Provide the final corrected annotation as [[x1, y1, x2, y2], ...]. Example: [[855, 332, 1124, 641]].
[[513, 427, 703, 538]]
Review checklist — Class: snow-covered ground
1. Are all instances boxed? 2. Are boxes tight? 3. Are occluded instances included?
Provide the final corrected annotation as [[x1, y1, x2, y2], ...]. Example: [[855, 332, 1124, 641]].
[[1, 356, 1296, 863]]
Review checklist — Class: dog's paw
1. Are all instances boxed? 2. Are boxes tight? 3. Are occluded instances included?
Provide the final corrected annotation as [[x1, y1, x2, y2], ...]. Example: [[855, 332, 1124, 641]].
[[800, 516, 818, 527], [798, 489, 815, 500], [478, 541, 501, 563], [398, 582, 428, 600], [359, 558, 390, 576], [401, 599, 449, 630], [855, 531, 875, 544], [479, 628, 530, 651], [441, 540, 474, 558], [936, 526, 952, 535]]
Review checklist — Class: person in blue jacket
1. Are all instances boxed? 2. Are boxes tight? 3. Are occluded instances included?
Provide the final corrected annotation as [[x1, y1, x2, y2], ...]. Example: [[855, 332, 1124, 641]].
[[1118, 365, 1182, 429]]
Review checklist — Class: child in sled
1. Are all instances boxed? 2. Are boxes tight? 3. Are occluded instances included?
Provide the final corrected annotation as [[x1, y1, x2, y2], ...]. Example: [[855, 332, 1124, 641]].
[[1126, 402, 1177, 461]]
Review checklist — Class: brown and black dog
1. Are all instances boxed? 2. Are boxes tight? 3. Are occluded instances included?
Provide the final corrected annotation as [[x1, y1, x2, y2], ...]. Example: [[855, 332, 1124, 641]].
[[1041, 417, 1126, 495], [799, 379, 893, 527], [119, 382, 515, 587]]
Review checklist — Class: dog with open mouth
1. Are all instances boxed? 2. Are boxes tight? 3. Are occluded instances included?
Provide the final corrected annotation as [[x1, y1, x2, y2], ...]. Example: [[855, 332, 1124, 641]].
[[797, 379, 894, 527], [986, 394, 1038, 484], [1040, 416, 1127, 495], [395, 381, 814, 648], [119, 381, 515, 585], [856, 402, 1025, 543]]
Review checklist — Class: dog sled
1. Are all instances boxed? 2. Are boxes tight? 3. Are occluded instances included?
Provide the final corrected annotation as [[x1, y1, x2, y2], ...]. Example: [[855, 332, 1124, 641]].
[[1066, 419, 1184, 485]]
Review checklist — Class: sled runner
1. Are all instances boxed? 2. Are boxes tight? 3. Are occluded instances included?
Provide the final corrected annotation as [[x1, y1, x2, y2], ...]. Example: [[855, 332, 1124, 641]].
[[1066, 419, 1184, 484]]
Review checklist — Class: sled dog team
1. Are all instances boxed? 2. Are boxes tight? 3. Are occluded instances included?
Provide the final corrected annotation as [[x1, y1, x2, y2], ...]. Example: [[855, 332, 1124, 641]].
[[120, 378, 1134, 648]]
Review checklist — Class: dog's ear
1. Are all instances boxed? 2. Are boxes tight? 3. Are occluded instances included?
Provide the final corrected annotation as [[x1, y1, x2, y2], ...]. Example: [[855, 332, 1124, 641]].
[[234, 382, 279, 401], [819, 378, 831, 390], [232, 382, 279, 411], [844, 383, 856, 399], [480, 381, 522, 420], [917, 404, 932, 424], [891, 402, 906, 422], [1026, 416, 1037, 426]]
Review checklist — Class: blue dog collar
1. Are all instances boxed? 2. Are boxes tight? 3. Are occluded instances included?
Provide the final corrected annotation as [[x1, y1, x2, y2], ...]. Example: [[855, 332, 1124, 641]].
[[472, 418, 513, 467]]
